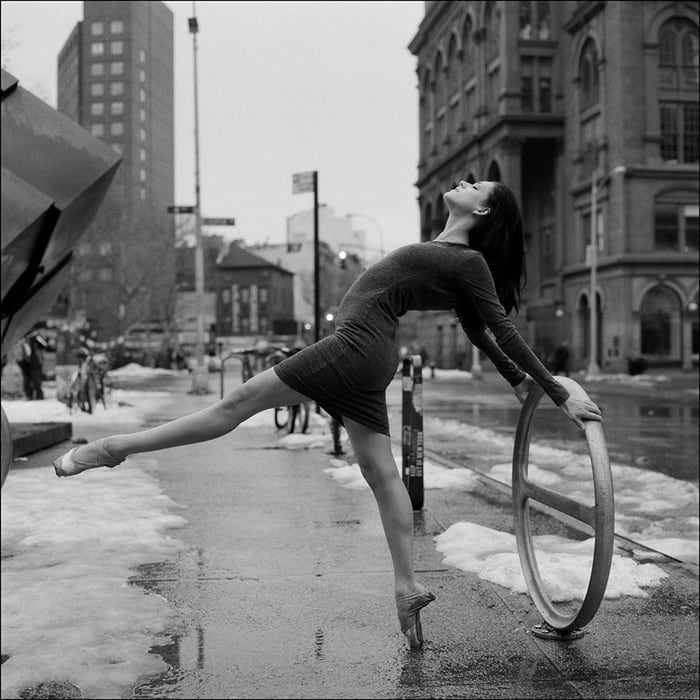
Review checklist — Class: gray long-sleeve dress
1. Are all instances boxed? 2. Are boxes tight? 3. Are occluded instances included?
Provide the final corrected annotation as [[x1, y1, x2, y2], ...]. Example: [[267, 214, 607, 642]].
[[274, 240, 569, 436]]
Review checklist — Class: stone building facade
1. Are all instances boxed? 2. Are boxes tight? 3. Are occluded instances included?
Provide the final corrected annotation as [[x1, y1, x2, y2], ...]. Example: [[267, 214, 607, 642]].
[[407, 1, 698, 372]]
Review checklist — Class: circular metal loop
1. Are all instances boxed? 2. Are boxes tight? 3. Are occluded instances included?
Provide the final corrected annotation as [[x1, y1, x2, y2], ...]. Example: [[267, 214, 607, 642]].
[[512, 377, 615, 632]]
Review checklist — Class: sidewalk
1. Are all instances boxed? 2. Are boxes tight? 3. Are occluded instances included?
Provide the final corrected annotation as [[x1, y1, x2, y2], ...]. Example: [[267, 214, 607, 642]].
[[2, 370, 698, 699], [123, 405, 698, 699]]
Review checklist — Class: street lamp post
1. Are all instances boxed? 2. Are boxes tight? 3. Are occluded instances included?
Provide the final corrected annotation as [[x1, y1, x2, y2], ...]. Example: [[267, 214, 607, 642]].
[[587, 165, 626, 376], [188, 3, 209, 393]]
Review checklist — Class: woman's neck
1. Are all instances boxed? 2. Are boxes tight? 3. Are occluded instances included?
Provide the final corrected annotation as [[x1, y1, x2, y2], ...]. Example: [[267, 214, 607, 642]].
[[434, 217, 470, 245]]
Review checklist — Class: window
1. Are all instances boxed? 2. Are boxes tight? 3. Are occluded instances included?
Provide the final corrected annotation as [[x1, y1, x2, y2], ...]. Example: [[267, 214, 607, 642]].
[[259, 287, 269, 304], [140, 88, 146, 102], [140, 128, 147, 141], [91, 123, 104, 137], [111, 41, 123, 55], [139, 69, 146, 82], [519, 1, 550, 40], [640, 286, 679, 357], [657, 18, 698, 164], [111, 143, 123, 154], [139, 49, 146, 62], [485, 2, 500, 61], [110, 122, 124, 136], [140, 108, 146, 122], [110, 101, 124, 116], [90, 83, 104, 97], [521, 59, 533, 112], [579, 39, 600, 110], [91, 42, 104, 57], [99, 242, 112, 256], [110, 20, 124, 34], [654, 198, 700, 251], [462, 16, 475, 79], [110, 62, 124, 76], [140, 188, 147, 201], [90, 21, 104, 36], [110, 82, 124, 96], [140, 168, 147, 182], [90, 102, 104, 117], [660, 103, 699, 163], [98, 267, 113, 281], [140, 148, 147, 161], [90, 63, 104, 77]]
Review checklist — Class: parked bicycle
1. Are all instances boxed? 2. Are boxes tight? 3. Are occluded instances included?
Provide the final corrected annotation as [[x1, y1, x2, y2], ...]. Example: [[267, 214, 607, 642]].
[[61, 346, 111, 414], [265, 346, 310, 434]]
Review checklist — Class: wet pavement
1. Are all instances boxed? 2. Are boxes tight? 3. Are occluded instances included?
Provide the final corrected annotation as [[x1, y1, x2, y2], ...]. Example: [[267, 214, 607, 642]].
[[7, 367, 700, 698]]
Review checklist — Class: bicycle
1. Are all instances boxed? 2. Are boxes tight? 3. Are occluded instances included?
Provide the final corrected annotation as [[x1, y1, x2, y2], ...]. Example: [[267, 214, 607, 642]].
[[265, 346, 310, 434], [62, 346, 111, 414], [232, 349, 257, 383]]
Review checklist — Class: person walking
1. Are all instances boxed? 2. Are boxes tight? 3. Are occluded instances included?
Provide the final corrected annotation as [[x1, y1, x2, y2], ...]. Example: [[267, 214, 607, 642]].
[[52, 180, 602, 648], [16, 332, 46, 400]]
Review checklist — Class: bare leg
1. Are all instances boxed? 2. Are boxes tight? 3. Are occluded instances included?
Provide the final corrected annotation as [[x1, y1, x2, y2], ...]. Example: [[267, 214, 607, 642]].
[[54, 368, 311, 475], [341, 417, 435, 647]]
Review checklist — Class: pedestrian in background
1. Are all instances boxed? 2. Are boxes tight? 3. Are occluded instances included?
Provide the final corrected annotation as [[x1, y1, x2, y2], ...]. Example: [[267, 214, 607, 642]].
[[16, 332, 47, 400], [53, 179, 602, 649]]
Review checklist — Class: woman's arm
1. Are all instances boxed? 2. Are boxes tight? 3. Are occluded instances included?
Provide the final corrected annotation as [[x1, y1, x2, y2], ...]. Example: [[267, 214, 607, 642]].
[[459, 255, 569, 405]]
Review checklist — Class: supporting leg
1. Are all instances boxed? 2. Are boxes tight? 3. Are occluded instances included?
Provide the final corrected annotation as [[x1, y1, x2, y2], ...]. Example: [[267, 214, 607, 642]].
[[341, 417, 435, 647]]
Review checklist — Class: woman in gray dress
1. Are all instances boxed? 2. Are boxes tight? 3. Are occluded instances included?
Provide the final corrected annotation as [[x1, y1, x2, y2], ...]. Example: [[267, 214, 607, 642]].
[[53, 180, 602, 648]]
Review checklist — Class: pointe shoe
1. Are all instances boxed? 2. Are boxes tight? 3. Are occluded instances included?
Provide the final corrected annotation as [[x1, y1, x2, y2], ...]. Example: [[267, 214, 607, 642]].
[[396, 588, 436, 649], [53, 439, 123, 477]]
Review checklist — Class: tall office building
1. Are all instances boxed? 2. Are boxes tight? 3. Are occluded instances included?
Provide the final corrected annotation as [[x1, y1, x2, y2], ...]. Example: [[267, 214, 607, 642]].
[[55, 1, 175, 342]]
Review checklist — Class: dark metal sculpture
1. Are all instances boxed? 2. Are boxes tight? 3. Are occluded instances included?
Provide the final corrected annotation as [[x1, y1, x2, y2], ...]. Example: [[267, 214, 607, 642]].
[[1, 69, 121, 486]]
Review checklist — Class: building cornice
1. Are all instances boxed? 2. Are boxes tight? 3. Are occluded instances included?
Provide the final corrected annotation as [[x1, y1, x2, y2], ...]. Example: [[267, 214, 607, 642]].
[[408, 1, 453, 55]]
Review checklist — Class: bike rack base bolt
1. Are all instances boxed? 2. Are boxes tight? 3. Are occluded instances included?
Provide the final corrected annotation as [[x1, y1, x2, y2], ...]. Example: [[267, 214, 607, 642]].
[[532, 621, 585, 641]]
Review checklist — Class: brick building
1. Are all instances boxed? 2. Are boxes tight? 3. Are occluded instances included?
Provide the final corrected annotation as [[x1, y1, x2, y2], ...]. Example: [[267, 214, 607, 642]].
[[216, 243, 296, 339], [407, 1, 698, 372]]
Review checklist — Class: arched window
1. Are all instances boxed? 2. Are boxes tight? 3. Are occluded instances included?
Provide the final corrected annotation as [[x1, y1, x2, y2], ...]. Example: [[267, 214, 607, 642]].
[[462, 15, 474, 78], [640, 285, 681, 360], [579, 39, 599, 110], [486, 161, 501, 181], [422, 202, 433, 242], [658, 18, 699, 164], [447, 35, 459, 96], [579, 39, 601, 174], [420, 69, 433, 160], [435, 52, 447, 150], [446, 35, 459, 141], [484, 2, 500, 61], [434, 193, 447, 236]]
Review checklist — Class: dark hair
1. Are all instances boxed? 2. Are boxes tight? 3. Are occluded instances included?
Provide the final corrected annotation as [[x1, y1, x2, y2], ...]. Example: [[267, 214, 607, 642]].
[[467, 182, 526, 315]]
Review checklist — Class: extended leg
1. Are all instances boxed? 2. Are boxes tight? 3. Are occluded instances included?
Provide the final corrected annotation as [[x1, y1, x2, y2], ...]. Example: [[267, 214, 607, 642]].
[[341, 417, 435, 647], [53, 368, 311, 476]]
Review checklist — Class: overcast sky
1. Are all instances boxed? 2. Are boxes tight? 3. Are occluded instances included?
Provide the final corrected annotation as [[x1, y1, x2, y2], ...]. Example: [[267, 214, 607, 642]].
[[1, 1, 425, 253]]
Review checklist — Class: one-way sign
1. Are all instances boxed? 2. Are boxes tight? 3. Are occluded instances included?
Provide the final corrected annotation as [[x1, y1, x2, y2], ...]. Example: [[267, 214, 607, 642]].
[[167, 205, 195, 214], [203, 217, 236, 226]]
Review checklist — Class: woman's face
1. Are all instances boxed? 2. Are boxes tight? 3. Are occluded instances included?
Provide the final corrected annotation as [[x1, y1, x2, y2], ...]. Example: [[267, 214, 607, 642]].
[[443, 180, 496, 215]]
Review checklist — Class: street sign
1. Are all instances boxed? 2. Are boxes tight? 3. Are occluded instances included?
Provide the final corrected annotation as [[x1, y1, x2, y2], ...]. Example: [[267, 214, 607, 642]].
[[167, 205, 194, 214], [202, 217, 236, 226], [292, 171, 315, 194]]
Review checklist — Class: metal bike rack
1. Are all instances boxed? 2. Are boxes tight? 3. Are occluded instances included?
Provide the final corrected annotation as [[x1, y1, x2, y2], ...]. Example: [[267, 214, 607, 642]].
[[512, 376, 615, 640]]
